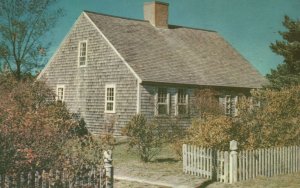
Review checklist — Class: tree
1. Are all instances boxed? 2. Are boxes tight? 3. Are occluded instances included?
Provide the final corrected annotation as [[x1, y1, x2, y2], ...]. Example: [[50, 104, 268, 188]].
[[267, 16, 300, 89], [0, 0, 63, 79]]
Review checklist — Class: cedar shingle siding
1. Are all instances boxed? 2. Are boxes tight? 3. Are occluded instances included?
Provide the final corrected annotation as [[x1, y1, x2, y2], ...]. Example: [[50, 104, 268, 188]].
[[39, 14, 138, 135]]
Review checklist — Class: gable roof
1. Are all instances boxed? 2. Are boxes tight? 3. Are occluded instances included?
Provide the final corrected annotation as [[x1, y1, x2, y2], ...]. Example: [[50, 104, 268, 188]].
[[85, 11, 267, 88]]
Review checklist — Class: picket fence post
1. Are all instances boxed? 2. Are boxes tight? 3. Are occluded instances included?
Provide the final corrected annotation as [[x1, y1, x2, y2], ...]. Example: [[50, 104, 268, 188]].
[[104, 150, 113, 188], [230, 140, 238, 184]]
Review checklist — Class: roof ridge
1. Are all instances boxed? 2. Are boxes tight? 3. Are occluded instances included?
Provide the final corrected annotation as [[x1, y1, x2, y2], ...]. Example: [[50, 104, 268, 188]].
[[168, 24, 216, 32], [83, 10, 148, 23], [84, 10, 216, 32]]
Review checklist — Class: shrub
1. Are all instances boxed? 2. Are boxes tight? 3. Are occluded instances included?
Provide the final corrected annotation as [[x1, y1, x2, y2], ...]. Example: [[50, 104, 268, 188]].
[[193, 88, 223, 116], [122, 114, 163, 162], [184, 86, 300, 150], [0, 74, 78, 174], [235, 86, 300, 149], [59, 135, 104, 186], [185, 114, 234, 150]]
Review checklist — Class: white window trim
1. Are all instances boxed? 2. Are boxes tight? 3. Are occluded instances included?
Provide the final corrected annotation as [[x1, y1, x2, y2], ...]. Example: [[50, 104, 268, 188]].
[[175, 89, 189, 116], [154, 88, 170, 116], [78, 40, 88, 67], [105, 84, 116, 113], [56, 85, 65, 102]]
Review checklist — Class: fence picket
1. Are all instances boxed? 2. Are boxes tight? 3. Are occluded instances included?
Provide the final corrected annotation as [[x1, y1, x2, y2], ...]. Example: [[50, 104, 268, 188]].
[[192, 146, 197, 175], [224, 151, 229, 183], [255, 149, 258, 177], [183, 143, 300, 184], [269, 148, 271, 177], [293, 146, 296, 173]]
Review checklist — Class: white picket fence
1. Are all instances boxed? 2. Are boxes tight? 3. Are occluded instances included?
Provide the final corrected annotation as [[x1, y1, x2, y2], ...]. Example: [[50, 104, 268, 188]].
[[0, 150, 113, 188], [183, 141, 300, 183], [0, 167, 106, 188]]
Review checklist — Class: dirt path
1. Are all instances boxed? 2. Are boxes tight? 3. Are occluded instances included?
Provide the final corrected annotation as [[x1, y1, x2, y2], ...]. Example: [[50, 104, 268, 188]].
[[114, 167, 206, 188]]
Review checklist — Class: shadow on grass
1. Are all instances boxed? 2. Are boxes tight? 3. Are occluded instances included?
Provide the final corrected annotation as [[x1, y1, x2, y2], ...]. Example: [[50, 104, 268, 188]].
[[196, 179, 216, 188], [152, 157, 179, 163]]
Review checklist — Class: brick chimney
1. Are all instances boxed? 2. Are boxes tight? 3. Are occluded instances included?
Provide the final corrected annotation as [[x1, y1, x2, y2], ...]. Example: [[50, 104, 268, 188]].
[[144, 1, 169, 28]]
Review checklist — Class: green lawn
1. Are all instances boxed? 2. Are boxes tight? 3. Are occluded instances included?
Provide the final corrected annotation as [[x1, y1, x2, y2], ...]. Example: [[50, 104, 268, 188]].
[[113, 142, 300, 188]]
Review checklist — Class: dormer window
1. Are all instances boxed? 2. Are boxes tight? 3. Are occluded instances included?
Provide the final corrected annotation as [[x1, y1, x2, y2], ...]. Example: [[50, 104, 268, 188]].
[[78, 41, 87, 67]]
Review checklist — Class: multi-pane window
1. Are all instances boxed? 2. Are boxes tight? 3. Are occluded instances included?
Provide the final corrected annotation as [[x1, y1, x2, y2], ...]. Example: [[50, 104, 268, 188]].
[[224, 95, 238, 116], [105, 84, 116, 113], [156, 88, 169, 115], [78, 41, 87, 66], [176, 89, 188, 115], [56, 85, 65, 102]]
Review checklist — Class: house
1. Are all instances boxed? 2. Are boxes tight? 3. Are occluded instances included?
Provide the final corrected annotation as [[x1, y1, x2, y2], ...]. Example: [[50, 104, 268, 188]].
[[38, 2, 267, 135]]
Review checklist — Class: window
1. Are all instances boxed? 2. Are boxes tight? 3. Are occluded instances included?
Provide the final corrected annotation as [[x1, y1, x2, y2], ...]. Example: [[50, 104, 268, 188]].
[[250, 97, 261, 110], [56, 85, 65, 102], [155, 88, 169, 115], [105, 84, 116, 113], [223, 95, 238, 117], [78, 41, 87, 66], [176, 89, 188, 115]]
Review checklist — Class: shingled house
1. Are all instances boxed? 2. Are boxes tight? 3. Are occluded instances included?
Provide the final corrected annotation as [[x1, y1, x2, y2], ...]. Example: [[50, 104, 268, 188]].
[[38, 2, 267, 135]]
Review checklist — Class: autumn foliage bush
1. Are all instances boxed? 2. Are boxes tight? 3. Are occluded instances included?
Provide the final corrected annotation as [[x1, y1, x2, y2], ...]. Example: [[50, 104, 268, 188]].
[[183, 86, 300, 150], [186, 114, 235, 150], [0, 74, 104, 177], [235, 86, 300, 149]]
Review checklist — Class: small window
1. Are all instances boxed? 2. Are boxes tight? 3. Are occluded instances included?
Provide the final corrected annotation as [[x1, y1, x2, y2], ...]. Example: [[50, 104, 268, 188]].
[[176, 89, 188, 115], [155, 88, 169, 115], [105, 84, 116, 113], [224, 95, 238, 117], [78, 41, 87, 67], [249, 97, 261, 110], [56, 85, 65, 102]]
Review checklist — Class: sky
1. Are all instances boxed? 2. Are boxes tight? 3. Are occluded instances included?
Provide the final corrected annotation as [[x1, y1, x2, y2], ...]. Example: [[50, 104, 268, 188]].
[[48, 0, 300, 75]]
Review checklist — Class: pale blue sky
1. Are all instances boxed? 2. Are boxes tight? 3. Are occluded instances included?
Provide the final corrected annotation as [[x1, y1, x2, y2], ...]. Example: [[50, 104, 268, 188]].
[[48, 0, 300, 75]]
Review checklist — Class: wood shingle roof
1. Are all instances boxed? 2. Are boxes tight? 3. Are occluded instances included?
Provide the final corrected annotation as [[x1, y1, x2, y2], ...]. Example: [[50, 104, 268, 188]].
[[85, 11, 267, 88]]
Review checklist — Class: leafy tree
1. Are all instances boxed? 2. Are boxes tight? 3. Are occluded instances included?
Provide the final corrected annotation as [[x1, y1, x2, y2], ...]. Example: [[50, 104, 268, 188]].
[[267, 16, 300, 89], [0, 0, 63, 79]]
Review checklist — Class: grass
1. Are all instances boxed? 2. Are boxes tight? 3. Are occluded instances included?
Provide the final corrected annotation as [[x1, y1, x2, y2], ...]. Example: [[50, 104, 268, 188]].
[[207, 173, 300, 188], [113, 142, 204, 187], [113, 142, 183, 178], [113, 142, 300, 188]]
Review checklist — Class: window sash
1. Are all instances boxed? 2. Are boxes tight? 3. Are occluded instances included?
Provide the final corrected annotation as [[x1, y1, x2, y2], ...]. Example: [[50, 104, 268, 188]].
[[56, 85, 65, 102], [176, 89, 188, 115], [105, 84, 116, 113], [78, 41, 87, 66], [224, 95, 238, 116], [155, 88, 169, 115]]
